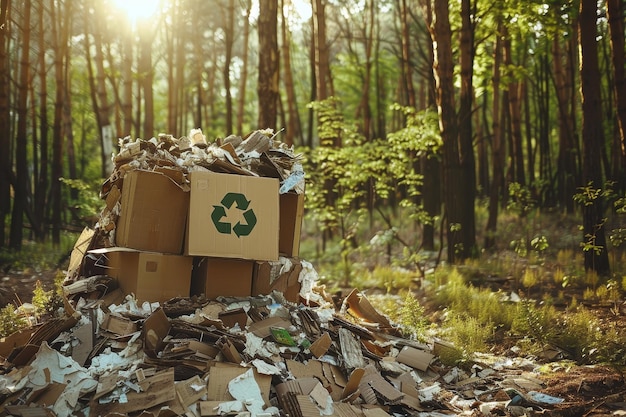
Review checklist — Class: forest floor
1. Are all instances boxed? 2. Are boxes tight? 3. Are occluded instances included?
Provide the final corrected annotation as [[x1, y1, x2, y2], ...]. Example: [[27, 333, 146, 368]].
[[2, 213, 626, 416]]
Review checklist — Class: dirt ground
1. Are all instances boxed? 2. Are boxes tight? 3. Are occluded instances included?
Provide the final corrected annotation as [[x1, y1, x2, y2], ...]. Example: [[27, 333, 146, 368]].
[[2, 269, 626, 416]]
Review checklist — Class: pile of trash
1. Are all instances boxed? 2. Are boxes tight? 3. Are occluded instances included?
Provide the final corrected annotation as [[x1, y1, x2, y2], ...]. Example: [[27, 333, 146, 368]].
[[0, 130, 602, 416]]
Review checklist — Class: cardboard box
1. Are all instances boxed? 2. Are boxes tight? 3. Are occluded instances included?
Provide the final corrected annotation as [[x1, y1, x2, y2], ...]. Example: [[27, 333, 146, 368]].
[[191, 257, 254, 299], [116, 169, 189, 254], [279, 191, 305, 257], [91, 247, 193, 304], [252, 257, 302, 302], [186, 171, 279, 261]]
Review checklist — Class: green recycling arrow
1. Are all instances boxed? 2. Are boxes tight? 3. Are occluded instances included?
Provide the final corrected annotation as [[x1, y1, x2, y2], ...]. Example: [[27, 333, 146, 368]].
[[221, 192, 250, 210], [210, 192, 256, 237], [210, 205, 231, 234], [233, 208, 257, 237]]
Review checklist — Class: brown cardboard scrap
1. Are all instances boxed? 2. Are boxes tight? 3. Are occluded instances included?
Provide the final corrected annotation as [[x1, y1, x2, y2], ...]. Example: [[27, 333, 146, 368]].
[[206, 364, 272, 407], [198, 400, 224, 416], [70, 321, 93, 366], [333, 402, 367, 417], [90, 368, 176, 416], [142, 307, 170, 358], [65, 227, 95, 283], [309, 332, 332, 358], [342, 367, 365, 401], [362, 407, 394, 417], [358, 368, 404, 405], [339, 327, 366, 370], [93, 372, 119, 401], [344, 289, 393, 330], [248, 316, 293, 338], [296, 394, 321, 417], [218, 307, 248, 329], [217, 336, 243, 363], [396, 346, 434, 372], [175, 375, 207, 408], [101, 313, 138, 336], [26, 382, 67, 407]]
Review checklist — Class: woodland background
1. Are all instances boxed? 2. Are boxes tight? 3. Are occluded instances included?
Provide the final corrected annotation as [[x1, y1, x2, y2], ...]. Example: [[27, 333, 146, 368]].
[[1, 0, 626, 280]]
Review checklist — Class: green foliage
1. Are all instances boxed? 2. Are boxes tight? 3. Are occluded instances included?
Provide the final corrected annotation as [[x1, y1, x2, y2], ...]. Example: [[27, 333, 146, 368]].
[[511, 300, 558, 345], [304, 99, 441, 284], [0, 234, 78, 273], [507, 182, 536, 217], [442, 313, 491, 360], [432, 268, 516, 332], [60, 177, 102, 223], [0, 304, 28, 338]]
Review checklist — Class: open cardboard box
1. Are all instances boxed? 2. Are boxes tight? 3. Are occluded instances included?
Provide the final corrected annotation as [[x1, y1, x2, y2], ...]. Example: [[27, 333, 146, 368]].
[[90, 247, 193, 304], [116, 169, 190, 254]]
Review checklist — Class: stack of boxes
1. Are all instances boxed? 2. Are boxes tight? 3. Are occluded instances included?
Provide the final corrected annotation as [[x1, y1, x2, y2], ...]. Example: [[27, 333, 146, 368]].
[[86, 130, 305, 305]]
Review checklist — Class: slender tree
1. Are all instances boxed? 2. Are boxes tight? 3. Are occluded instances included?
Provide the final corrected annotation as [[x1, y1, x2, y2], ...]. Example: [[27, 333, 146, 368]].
[[50, 0, 70, 245], [0, 0, 11, 247], [257, 0, 279, 130], [607, 0, 626, 190], [236, 0, 252, 136], [579, 0, 610, 274], [431, 0, 476, 262], [34, 0, 49, 236], [10, 0, 31, 249], [223, 0, 235, 134], [485, 19, 504, 250]]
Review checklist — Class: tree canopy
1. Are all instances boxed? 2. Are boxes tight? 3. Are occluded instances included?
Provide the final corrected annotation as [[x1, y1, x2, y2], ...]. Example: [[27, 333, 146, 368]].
[[1, 0, 625, 275]]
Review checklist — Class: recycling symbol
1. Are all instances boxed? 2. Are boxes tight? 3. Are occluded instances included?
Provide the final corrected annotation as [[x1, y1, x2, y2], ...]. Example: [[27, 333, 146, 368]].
[[211, 192, 257, 237]]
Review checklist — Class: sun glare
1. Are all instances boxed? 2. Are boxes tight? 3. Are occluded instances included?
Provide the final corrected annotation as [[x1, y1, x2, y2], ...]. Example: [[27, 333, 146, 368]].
[[111, 0, 161, 23]]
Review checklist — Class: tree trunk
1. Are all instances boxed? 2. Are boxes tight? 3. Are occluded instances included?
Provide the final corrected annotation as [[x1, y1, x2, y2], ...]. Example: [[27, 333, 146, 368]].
[[10, 0, 31, 250], [223, 0, 235, 135], [257, 0, 279, 130], [0, 0, 9, 247], [504, 33, 525, 186], [139, 21, 154, 138], [553, 29, 578, 212], [485, 20, 504, 250], [579, 0, 610, 274], [122, 31, 133, 137], [432, 0, 475, 262], [236, 0, 252, 136], [607, 0, 626, 190], [280, 0, 302, 146], [419, 0, 439, 252], [457, 0, 477, 258], [50, 0, 68, 245], [92, 0, 114, 177], [34, 0, 49, 240]]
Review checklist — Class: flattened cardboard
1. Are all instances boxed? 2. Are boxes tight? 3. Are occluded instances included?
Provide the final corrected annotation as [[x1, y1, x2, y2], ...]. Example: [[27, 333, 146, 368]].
[[92, 247, 193, 304], [117, 169, 189, 254], [101, 313, 138, 336], [66, 227, 95, 281], [186, 171, 279, 261], [396, 346, 434, 372], [191, 257, 254, 299], [309, 332, 332, 358], [279, 191, 305, 257], [248, 316, 293, 338]]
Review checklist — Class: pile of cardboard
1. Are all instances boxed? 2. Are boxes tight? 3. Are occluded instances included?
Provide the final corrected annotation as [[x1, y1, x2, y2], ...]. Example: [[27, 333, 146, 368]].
[[65, 128, 307, 305], [0, 130, 570, 416]]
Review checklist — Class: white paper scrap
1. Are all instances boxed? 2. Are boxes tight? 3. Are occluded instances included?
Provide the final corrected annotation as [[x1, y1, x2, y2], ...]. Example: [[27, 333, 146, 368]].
[[228, 368, 265, 417]]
